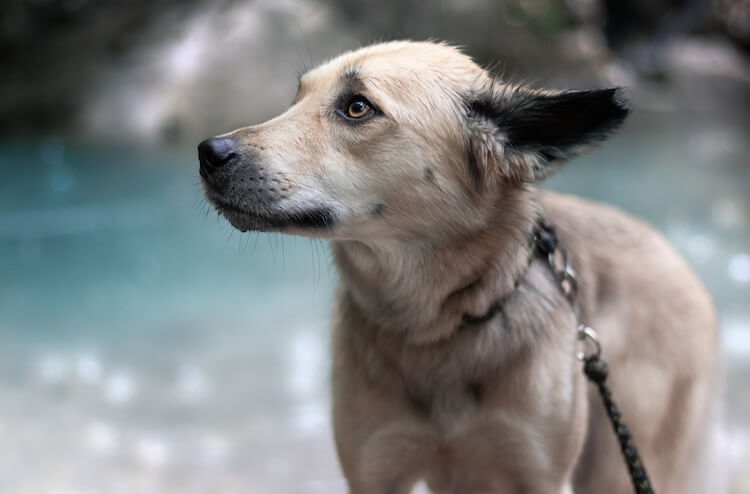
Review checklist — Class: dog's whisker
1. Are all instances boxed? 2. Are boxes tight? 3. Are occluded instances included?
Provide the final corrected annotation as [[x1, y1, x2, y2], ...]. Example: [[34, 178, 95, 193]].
[[315, 236, 324, 287], [309, 238, 319, 287], [251, 231, 261, 255], [222, 225, 235, 251], [320, 239, 333, 279]]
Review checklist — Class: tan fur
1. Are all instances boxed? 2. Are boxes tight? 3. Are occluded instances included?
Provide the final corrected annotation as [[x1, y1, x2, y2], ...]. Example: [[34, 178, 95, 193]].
[[201, 41, 721, 493]]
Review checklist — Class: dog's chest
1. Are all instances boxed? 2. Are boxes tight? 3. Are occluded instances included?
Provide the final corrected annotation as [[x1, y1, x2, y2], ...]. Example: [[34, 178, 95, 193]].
[[364, 403, 551, 492], [361, 323, 579, 491]]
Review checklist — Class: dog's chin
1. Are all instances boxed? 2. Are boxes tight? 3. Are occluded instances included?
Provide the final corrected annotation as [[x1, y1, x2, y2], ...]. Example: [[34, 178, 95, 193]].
[[209, 198, 336, 233], [215, 204, 275, 233]]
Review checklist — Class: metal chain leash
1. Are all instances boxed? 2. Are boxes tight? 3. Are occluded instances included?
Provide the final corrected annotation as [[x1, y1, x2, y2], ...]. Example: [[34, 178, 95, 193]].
[[533, 221, 655, 494]]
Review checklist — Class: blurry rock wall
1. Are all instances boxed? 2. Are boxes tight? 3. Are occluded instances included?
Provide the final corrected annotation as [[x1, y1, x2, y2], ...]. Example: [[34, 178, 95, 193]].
[[1, 0, 748, 143]]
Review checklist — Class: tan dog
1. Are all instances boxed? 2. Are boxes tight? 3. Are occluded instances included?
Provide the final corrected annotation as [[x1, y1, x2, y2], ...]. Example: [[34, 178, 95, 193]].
[[199, 41, 721, 494]]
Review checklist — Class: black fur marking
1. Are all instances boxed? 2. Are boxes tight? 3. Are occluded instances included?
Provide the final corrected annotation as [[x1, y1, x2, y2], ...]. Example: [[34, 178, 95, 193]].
[[467, 381, 483, 404], [467, 140, 483, 189], [344, 66, 360, 80], [406, 388, 431, 416], [423, 167, 435, 183], [469, 87, 630, 161], [371, 202, 386, 216], [211, 196, 336, 230], [283, 208, 336, 229], [340, 67, 366, 97]]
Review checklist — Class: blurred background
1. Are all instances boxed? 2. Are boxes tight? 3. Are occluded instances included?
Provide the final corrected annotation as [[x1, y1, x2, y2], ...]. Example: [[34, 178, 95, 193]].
[[0, 0, 748, 492]]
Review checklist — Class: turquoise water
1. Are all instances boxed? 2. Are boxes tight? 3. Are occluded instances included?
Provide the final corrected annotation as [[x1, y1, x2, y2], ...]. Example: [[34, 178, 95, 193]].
[[1, 108, 748, 492]]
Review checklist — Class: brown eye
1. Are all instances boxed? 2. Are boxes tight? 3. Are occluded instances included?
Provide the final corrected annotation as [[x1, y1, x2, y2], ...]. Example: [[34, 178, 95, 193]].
[[347, 98, 373, 119]]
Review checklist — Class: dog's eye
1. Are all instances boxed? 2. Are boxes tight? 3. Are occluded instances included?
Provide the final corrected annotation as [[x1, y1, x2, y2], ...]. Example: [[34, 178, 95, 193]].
[[346, 97, 373, 119]]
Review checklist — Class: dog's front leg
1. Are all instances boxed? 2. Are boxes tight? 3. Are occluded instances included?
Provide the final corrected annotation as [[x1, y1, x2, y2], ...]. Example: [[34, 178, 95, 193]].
[[345, 476, 417, 494], [511, 479, 575, 494], [335, 419, 437, 494], [332, 362, 437, 493]]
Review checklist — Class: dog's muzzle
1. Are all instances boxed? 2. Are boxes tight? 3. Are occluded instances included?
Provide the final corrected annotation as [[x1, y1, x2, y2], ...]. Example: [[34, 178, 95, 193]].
[[197, 136, 337, 233]]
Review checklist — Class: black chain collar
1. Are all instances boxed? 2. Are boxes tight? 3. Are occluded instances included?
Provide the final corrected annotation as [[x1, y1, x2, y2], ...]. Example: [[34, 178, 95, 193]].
[[459, 222, 546, 329]]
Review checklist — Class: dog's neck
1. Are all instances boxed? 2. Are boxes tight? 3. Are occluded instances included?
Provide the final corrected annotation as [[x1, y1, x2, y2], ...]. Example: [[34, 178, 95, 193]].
[[331, 187, 540, 344]]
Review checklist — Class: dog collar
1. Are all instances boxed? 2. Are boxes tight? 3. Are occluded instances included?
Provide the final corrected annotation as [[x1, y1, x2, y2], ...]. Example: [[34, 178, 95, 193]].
[[459, 219, 555, 329]]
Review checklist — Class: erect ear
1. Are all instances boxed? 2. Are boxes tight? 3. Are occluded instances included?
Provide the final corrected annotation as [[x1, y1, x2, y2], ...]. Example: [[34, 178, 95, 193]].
[[465, 84, 630, 182]]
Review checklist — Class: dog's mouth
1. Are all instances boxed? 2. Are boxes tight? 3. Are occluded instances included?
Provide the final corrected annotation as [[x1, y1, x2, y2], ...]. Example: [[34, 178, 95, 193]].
[[206, 194, 336, 233]]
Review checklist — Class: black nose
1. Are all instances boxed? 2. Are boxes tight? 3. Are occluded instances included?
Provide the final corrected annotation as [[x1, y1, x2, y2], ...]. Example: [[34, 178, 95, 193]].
[[198, 137, 237, 176]]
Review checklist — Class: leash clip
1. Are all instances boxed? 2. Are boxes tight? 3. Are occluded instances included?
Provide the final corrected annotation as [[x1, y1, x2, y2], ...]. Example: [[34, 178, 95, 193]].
[[576, 324, 602, 361]]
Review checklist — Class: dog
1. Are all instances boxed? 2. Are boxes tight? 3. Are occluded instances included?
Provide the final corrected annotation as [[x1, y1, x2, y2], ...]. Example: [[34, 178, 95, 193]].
[[199, 41, 721, 494]]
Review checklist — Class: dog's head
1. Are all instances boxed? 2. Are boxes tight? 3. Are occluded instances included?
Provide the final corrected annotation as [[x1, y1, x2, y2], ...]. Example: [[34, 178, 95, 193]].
[[199, 41, 628, 239]]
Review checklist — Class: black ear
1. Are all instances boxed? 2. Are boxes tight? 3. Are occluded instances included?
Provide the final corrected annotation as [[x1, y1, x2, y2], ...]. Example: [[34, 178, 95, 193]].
[[467, 85, 630, 181]]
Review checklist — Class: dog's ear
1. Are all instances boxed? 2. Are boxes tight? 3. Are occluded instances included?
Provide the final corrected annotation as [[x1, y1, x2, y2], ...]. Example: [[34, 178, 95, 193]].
[[466, 84, 629, 182]]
